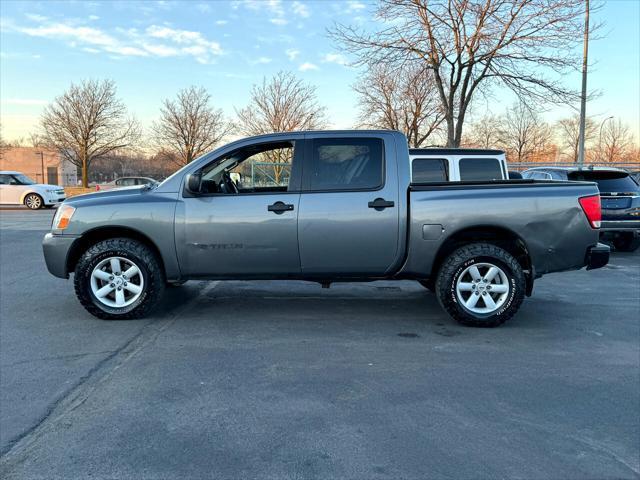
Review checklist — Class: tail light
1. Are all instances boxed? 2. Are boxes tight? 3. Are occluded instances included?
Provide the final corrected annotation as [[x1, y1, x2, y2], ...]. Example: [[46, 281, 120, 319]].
[[579, 195, 601, 229], [96, 185, 100, 191]]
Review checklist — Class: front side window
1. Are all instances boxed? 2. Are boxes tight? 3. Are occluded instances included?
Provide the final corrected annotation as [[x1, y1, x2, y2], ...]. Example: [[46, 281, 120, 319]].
[[12, 174, 36, 185], [307, 138, 384, 191], [200, 141, 295, 194], [412, 158, 449, 182], [459, 158, 502, 181]]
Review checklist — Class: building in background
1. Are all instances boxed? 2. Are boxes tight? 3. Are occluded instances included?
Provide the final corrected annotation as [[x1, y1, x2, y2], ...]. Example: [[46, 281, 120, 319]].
[[0, 147, 77, 185]]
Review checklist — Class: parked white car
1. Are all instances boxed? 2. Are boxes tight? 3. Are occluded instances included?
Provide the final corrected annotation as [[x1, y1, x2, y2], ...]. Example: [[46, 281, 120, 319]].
[[0, 171, 66, 209], [95, 176, 158, 191]]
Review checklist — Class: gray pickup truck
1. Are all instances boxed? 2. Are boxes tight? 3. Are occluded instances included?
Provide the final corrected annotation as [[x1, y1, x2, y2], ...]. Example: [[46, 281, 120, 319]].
[[43, 131, 609, 327]]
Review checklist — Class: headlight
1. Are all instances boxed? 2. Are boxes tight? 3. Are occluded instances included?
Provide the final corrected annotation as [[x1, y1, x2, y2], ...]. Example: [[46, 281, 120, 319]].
[[46, 189, 58, 193], [52, 204, 76, 230]]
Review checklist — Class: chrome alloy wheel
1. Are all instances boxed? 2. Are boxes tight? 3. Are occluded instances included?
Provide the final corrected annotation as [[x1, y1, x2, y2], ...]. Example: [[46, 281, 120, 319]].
[[25, 194, 42, 209], [90, 256, 144, 308], [456, 262, 510, 314]]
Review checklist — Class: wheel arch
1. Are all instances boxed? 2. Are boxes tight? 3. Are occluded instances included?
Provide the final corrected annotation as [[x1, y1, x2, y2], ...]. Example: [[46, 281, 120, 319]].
[[20, 190, 43, 204], [431, 225, 534, 296], [66, 226, 166, 278]]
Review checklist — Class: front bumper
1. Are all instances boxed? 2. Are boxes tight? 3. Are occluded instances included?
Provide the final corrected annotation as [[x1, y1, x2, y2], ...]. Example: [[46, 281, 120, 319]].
[[585, 242, 610, 270], [42, 233, 78, 278], [44, 195, 66, 204]]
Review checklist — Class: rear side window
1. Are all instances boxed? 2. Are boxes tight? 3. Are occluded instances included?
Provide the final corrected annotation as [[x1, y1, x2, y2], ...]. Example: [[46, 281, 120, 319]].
[[459, 158, 503, 181], [530, 171, 552, 180], [568, 171, 639, 194], [308, 138, 384, 191], [412, 158, 449, 182]]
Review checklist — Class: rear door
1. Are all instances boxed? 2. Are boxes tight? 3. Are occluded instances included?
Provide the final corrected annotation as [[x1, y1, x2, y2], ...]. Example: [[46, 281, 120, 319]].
[[297, 134, 400, 275]]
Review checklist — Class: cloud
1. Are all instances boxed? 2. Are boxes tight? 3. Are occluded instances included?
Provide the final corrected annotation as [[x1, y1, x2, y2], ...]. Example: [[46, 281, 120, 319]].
[[298, 62, 318, 71], [346, 1, 366, 13], [2, 98, 48, 106], [292, 1, 310, 18], [322, 53, 348, 65], [252, 56, 272, 64], [270, 18, 288, 26], [88, 15, 100, 21], [196, 3, 212, 13], [286, 48, 300, 61], [25, 14, 47, 22], [5, 17, 224, 64], [215, 20, 228, 25]]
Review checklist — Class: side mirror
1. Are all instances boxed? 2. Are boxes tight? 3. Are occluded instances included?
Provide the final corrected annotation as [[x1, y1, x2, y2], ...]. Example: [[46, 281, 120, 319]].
[[186, 172, 202, 194]]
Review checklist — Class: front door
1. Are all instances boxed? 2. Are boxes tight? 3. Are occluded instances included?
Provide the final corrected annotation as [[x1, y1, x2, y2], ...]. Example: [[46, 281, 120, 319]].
[[178, 140, 302, 277], [0, 174, 25, 204], [297, 135, 400, 275]]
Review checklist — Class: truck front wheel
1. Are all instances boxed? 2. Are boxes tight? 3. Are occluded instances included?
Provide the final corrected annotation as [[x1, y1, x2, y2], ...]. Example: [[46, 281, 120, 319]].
[[435, 243, 525, 327], [74, 238, 165, 320]]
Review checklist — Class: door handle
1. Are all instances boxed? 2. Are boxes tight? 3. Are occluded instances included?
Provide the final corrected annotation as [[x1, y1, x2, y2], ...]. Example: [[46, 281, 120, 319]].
[[368, 198, 395, 211], [268, 201, 294, 214]]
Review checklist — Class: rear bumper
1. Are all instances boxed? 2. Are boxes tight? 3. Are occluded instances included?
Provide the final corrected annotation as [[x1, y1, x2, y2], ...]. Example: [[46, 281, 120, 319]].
[[585, 243, 610, 270], [42, 233, 78, 278], [600, 220, 640, 232]]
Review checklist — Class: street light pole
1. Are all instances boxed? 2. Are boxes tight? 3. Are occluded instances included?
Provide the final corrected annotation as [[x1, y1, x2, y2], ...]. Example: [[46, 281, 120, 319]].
[[577, 0, 590, 167]]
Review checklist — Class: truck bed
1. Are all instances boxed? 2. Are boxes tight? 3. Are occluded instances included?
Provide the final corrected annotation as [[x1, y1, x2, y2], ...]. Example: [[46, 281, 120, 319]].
[[402, 179, 600, 278]]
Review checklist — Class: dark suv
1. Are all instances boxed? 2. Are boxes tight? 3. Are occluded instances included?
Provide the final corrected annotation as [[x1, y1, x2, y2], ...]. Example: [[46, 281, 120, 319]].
[[523, 167, 640, 252]]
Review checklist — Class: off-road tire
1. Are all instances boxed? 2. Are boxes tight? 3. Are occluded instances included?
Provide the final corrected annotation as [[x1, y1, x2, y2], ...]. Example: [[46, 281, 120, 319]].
[[24, 193, 43, 210], [435, 243, 525, 327], [74, 238, 165, 320]]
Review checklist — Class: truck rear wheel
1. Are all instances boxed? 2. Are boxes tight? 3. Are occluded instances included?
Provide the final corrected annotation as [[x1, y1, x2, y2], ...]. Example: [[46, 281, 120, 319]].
[[435, 243, 525, 327], [74, 238, 165, 320]]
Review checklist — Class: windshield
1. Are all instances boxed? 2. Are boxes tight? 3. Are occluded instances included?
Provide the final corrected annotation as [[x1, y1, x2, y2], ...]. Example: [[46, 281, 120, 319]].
[[568, 171, 639, 194], [13, 174, 36, 185]]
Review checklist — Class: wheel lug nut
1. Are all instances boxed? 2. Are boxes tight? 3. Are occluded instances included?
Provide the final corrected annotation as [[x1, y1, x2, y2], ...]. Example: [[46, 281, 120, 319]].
[[475, 292, 479, 296], [124, 282, 127, 286], [482, 291, 487, 295], [110, 283, 115, 287], [117, 286, 122, 291], [109, 276, 114, 280]]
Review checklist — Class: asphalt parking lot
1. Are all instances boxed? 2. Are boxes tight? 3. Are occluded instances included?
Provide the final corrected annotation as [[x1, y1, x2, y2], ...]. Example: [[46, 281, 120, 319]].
[[0, 208, 638, 479]]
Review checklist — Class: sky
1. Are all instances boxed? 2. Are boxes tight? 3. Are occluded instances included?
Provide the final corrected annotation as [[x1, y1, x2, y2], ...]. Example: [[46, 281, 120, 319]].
[[0, 0, 639, 143]]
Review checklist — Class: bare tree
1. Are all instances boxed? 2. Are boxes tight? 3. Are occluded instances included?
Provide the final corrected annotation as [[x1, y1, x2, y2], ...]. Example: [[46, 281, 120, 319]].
[[463, 114, 502, 148], [593, 119, 634, 163], [152, 86, 232, 167], [557, 114, 596, 163], [237, 71, 326, 134], [236, 71, 326, 183], [40, 79, 140, 187], [498, 103, 552, 162], [354, 63, 444, 147], [331, 0, 591, 147]]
